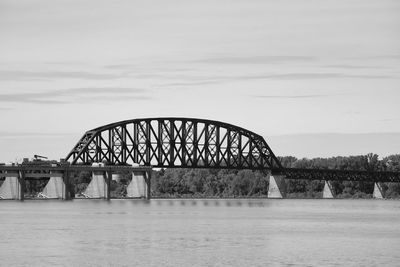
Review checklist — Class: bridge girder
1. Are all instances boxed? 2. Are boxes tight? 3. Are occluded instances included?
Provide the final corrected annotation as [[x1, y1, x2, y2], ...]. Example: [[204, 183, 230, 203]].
[[284, 168, 400, 183]]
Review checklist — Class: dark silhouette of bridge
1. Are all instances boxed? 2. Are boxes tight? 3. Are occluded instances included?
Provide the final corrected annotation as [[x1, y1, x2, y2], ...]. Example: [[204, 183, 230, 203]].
[[66, 117, 400, 183], [1, 117, 399, 200]]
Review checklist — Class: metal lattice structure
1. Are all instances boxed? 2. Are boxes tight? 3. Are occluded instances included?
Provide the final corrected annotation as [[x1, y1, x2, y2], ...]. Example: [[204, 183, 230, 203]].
[[66, 117, 283, 171], [64, 117, 400, 182]]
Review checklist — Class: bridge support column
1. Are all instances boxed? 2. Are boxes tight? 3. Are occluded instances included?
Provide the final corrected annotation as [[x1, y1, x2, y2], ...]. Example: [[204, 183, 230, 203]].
[[83, 163, 109, 199], [40, 165, 67, 199], [0, 163, 22, 200], [268, 173, 286, 198], [64, 169, 71, 200], [323, 181, 335, 199], [127, 170, 149, 199], [373, 183, 385, 199]]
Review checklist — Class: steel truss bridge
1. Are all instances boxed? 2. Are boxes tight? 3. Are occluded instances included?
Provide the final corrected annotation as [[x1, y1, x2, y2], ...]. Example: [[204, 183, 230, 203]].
[[66, 117, 400, 183]]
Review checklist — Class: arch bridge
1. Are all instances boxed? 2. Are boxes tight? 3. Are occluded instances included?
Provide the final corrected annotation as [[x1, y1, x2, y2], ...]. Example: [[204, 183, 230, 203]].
[[1, 117, 399, 200], [66, 118, 282, 171], [66, 117, 400, 183]]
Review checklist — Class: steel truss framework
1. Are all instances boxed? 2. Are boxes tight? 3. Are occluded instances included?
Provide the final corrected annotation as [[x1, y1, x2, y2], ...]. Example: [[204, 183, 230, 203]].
[[66, 117, 283, 170], [65, 117, 400, 183]]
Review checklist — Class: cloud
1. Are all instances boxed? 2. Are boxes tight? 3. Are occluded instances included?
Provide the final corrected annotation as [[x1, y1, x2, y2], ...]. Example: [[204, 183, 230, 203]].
[[192, 56, 316, 65], [370, 55, 400, 60], [324, 64, 388, 70], [239, 73, 395, 80], [0, 70, 120, 81], [43, 61, 87, 65], [0, 87, 153, 104], [161, 71, 395, 89], [251, 94, 326, 99], [104, 64, 137, 70], [0, 131, 74, 138], [162, 80, 224, 87]]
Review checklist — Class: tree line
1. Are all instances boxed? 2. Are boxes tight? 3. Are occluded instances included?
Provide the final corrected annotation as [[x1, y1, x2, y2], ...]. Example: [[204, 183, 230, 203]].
[[149, 153, 400, 198]]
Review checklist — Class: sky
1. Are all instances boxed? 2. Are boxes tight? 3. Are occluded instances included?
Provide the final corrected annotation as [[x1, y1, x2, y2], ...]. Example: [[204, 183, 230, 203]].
[[0, 0, 399, 162]]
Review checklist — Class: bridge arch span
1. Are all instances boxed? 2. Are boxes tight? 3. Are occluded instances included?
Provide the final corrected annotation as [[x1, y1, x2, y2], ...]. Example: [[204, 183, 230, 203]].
[[66, 117, 283, 171]]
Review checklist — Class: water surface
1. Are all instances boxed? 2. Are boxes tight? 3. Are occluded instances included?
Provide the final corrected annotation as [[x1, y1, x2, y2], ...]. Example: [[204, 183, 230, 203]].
[[1, 199, 399, 266]]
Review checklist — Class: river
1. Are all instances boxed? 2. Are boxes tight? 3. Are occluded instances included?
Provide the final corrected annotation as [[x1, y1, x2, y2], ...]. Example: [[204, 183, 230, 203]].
[[0, 199, 399, 266]]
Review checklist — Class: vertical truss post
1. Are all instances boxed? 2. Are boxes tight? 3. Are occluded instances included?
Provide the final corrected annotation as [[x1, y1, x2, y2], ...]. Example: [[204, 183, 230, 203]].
[[204, 123, 209, 166], [145, 121, 150, 164], [157, 121, 162, 164], [169, 119, 174, 166], [95, 135, 100, 163], [108, 129, 113, 164], [215, 126, 220, 166], [122, 126, 127, 164], [249, 139, 253, 168], [134, 123, 139, 164], [227, 129, 231, 167], [238, 133, 242, 166], [193, 122, 198, 167], [181, 120, 187, 166]]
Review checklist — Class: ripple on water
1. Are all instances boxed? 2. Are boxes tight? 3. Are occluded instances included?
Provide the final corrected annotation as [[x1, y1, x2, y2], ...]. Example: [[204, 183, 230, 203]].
[[0, 199, 399, 266]]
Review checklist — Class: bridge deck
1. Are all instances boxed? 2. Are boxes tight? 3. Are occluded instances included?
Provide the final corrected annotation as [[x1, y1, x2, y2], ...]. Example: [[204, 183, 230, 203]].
[[0, 165, 152, 179], [1, 165, 399, 183]]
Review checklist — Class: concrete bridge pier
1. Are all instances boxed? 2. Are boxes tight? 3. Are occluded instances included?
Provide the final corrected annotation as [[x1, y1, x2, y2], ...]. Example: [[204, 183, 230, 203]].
[[323, 181, 335, 198], [0, 163, 23, 200], [83, 163, 110, 199], [268, 173, 286, 198], [127, 169, 151, 199], [373, 182, 385, 199], [40, 164, 69, 199]]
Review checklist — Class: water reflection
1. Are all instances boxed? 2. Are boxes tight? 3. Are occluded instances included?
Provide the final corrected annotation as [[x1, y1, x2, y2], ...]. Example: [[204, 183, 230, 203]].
[[150, 198, 273, 207]]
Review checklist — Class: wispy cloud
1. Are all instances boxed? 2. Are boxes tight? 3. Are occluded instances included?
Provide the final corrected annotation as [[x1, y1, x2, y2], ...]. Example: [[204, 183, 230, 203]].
[[239, 73, 395, 80], [104, 64, 138, 70], [0, 87, 153, 104], [43, 61, 87, 66], [251, 94, 327, 99], [0, 132, 74, 138], [324, 64, 388, 70], [0, 70, 120, 81], [370, 55, 400, 60], [192, 56, 316, 65], [162, 80, 224, 87], [161, 71, 396, 89]]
